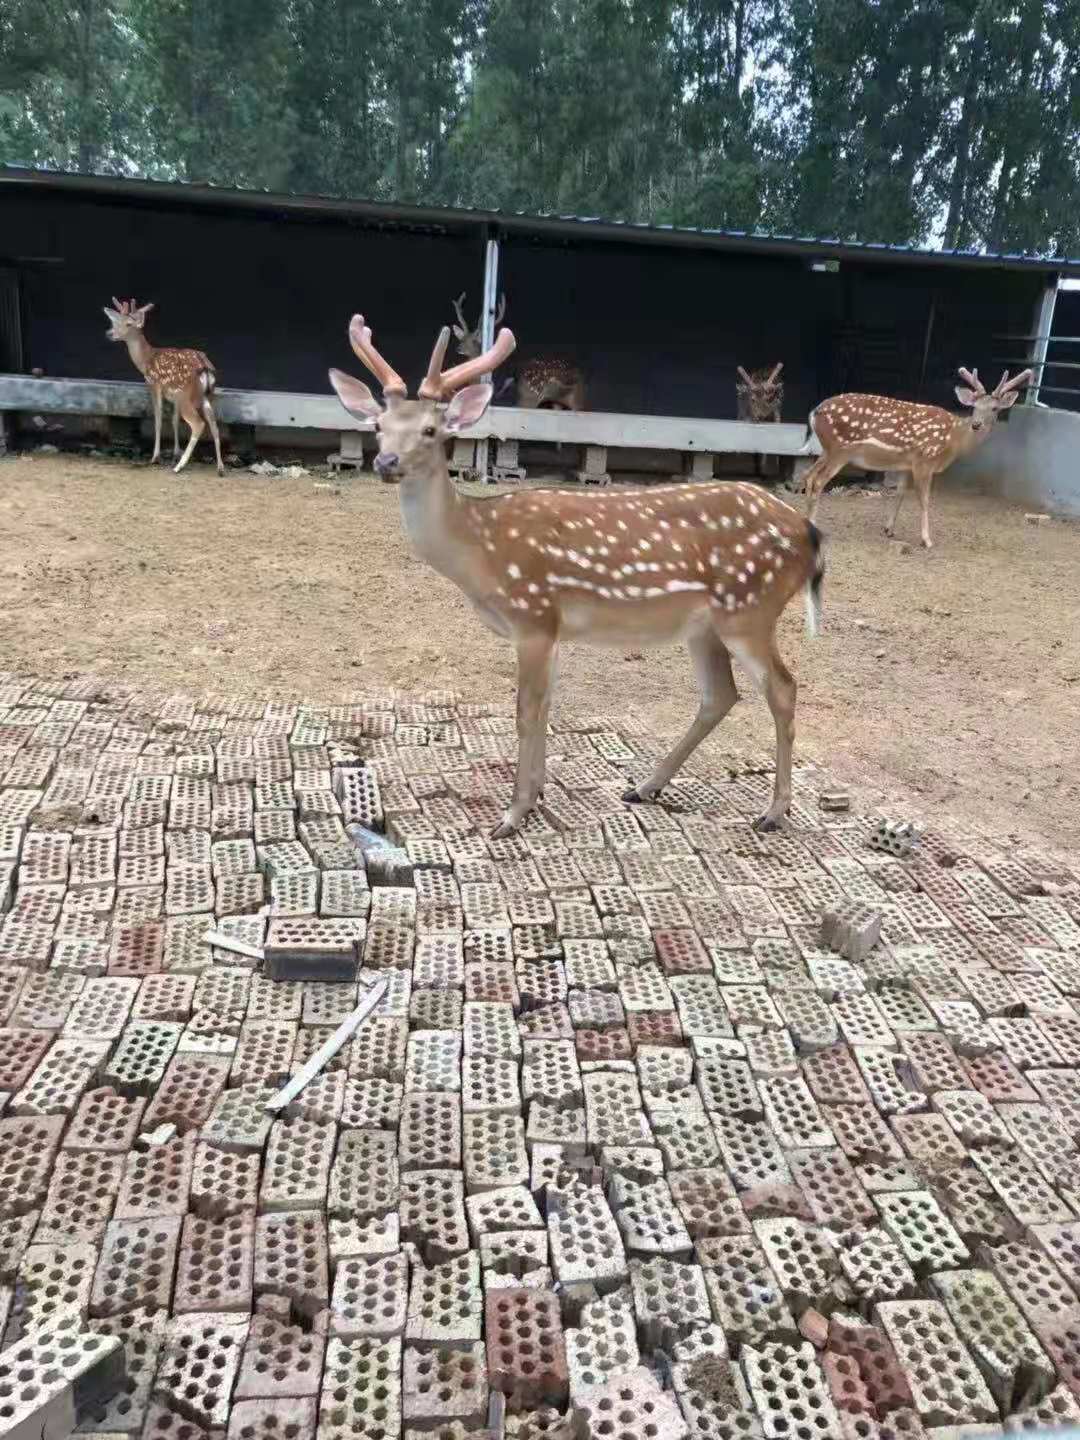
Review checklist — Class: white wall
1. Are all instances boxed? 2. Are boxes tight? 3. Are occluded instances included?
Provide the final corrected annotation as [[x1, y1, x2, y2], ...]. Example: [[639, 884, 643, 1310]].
[[947, 404, 1080, 518]]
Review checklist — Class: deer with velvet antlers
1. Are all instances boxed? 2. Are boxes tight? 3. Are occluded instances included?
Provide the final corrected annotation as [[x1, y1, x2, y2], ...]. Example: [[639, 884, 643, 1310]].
[[802, 366, 1032, 548], [451, 292, 585, 410], [104, 297, 224, 475], [329, 314, 825, 837], [736, 363, 784, 423]]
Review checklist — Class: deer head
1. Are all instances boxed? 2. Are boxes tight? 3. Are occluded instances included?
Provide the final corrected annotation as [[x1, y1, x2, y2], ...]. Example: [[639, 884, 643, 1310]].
[[450, 293, 506, 359], [103, 296, 154, 341], [737, 363, 784, 422], [954, 366, 1033, 433], [329, 314, 516, 482]]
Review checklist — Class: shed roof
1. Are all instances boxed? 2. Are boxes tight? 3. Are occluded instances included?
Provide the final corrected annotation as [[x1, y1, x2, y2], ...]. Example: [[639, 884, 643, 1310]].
[[2, 165, 1076, 278]]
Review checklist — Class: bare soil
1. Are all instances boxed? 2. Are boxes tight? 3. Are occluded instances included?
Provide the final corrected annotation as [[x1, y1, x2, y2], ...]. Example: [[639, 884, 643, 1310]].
[[2, 451, 1078, 850]]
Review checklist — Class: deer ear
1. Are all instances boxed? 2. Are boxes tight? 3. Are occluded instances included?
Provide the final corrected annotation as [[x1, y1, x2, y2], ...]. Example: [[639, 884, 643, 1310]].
[[955, 386, 978, 407], [995, 389, 1020, 410], [103, 307, 121, 324], [329, 368, 384, 420], [443, 383, 493, 433], [451, 325, 465, 340]]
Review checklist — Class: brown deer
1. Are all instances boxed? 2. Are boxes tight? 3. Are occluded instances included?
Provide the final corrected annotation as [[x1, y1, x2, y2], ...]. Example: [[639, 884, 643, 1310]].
[[736, 364, 784, 423], [103, 297, 224, 475], [451, 292, 585, 410], [329, 313, 825, 839], [802, 366, 1032, 548]]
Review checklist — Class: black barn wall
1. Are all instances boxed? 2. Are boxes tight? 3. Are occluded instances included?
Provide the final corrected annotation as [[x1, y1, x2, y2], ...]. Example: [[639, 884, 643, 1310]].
[[2, 188, 1046, 422], [499, 238, 1044, 420], [3, 192, 482, 394]]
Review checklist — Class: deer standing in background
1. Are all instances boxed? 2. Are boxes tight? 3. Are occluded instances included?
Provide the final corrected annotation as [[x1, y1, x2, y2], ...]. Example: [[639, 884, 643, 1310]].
[[103, 297, 225, 475], [736, 364, 784, 423], [330, 314, 825, 838], [451, 292, 586, 410], [802, 366, 1032, 548]]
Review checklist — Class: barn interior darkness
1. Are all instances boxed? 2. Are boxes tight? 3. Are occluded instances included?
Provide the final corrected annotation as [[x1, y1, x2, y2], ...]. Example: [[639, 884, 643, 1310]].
[[1, 177, 1049, 421]]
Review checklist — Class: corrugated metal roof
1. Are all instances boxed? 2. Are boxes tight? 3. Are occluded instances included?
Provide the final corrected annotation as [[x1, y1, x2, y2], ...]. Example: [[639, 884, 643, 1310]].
[[3, 165, 1078, 277]]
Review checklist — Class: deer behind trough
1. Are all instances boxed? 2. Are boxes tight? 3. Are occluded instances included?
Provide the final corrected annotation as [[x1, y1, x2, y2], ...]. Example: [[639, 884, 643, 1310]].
[[451, 292, 585, 410], [802, 366, 1032, 547], [330, 314, 825, 839], [737, 364, 784, 423], [104, 298, 224, 475]]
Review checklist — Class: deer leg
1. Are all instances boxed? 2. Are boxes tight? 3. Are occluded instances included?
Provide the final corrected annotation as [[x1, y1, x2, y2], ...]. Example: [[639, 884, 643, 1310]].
[[728, 634, 797, 831], [805, 455, 845, 520], [884, 473, 909, 537], [492, 632, 558, 839], [624, 627, 737, 802], [171, 402, 181, 459], [913, 468, 934, 549], [203, 399, 225, 476], [149, 386, 163, 464], [173, 400, 205, 474]]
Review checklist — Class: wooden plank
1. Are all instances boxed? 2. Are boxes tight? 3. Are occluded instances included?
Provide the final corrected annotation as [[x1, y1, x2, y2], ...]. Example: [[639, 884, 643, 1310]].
[[202, 929, 265, 962], [483, 406, 819, 455], [0, 374, 822, 457], [263, 976, 388, 1114]]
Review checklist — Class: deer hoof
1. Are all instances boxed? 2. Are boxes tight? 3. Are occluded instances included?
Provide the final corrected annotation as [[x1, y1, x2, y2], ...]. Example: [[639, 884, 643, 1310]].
[[752, 813, 783, 833], [623, 782, 660, 804]]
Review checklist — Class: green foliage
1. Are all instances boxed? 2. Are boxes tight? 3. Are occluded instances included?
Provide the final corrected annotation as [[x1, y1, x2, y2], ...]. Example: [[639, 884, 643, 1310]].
[[2, 0, 1079, 253]]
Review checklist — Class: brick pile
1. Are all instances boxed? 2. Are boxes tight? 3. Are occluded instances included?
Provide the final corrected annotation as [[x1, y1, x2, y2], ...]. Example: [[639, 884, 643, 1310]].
[[0, 670, 1079, 1439]]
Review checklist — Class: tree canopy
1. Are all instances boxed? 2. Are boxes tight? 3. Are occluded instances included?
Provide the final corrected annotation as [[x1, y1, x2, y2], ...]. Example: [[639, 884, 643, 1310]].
[[3, 0, 1079, 256]]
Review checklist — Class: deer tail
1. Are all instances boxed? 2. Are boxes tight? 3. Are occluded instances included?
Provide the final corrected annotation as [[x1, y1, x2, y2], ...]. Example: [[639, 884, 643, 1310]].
[[195, 352, 216, 398], [805, 521, 825, 636], [798, 408, 818, 455]]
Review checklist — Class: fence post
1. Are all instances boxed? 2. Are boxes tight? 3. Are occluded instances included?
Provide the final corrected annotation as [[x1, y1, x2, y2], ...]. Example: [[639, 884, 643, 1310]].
[[1028, 278, 1060, 405]]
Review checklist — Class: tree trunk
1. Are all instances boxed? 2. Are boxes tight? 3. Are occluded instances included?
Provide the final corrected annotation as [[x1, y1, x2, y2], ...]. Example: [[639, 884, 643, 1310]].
[[944, 9, 986, 249], [733, 0, 746, 119], [988, 0, 1040, 249], [75, 0, 97, 172]]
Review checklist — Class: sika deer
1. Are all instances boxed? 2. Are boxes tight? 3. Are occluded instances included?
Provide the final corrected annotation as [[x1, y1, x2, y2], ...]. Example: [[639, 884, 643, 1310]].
[[451, 293, 585, 410], [802, 367, 1032, 548], [104, 297, 224, 475], [736, 364, 784, 423], [330, 315, 825, 838]]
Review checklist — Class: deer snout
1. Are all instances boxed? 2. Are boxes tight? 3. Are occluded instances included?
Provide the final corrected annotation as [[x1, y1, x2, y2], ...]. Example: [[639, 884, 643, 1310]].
[[374, 451, 400, 480]]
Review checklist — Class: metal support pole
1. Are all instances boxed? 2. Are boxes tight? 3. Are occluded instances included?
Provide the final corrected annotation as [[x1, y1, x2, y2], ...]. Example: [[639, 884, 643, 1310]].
[[1028, 278, 1060, 405], [475, 234, 500, 480]]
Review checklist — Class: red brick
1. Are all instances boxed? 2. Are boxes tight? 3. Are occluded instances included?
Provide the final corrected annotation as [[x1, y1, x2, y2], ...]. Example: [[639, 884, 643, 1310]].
[[485, 1287, 568, 1411]]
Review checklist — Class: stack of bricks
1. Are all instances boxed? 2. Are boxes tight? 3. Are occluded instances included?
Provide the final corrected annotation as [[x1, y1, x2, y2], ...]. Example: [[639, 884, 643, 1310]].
[[0, 672, 1079, 1438]]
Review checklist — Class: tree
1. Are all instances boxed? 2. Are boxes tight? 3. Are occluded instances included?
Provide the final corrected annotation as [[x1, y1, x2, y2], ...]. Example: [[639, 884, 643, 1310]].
[[2, 0, 1078, 257]]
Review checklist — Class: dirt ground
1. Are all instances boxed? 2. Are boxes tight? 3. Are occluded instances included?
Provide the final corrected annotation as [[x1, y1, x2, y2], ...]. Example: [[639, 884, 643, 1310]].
[[2, 450, 1078, 851]]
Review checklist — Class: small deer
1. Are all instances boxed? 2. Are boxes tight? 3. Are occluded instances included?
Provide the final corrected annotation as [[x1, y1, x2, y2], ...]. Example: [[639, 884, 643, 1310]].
[[330, 314, 825, 838], [451, 291, 506, 354], [736, 364, 784, 423], [451, 292, 585, 410], [802, 366, 1032, 548], [103, 297, 224, 475]]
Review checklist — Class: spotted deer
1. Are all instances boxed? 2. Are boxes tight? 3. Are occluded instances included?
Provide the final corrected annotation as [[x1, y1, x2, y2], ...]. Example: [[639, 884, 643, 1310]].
[[103, 297, 224, 475], [330, 314, 825, 838], [451, 292, 585, 410], [736, 364, 784, 423], [802, 366, 1032, 548]]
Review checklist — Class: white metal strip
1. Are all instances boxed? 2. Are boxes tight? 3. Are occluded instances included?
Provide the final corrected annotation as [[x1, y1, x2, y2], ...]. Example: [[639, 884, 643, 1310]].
[[263, 976, 389, 1113]]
